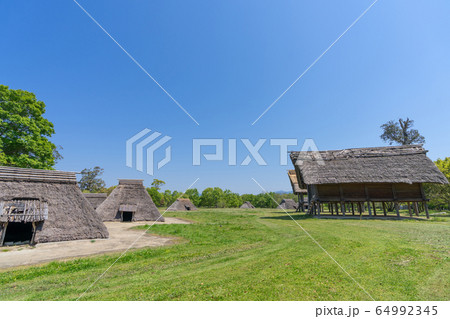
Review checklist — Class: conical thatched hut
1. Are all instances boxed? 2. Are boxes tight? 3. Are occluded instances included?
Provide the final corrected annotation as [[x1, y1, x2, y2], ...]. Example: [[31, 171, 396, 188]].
[[0, 166, 108, 246], [290, 145, 449, 218], [277, 199, 298, 210], [167, 198, 198, 211], [96, 179, 164, 222], [83, 193, 108, 210], [240, 201, 255, 209]]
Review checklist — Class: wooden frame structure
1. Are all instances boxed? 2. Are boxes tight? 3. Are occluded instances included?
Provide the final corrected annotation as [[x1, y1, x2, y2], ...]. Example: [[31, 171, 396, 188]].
[[290, 145, 448, 219]]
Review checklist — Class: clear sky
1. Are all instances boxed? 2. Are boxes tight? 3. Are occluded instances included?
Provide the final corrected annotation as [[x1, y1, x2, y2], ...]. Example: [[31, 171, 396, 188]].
[[1, 0, 449, 194]]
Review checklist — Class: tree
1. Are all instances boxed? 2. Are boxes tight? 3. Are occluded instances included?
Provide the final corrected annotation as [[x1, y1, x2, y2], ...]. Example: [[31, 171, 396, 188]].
[[200, 187, 224, 207], [185, 188, 201, 207], [223, 189, 243, 208], [151, 178, 165, 190], [0, 85, 60, 169], [105, 185, 117, 195], [147, 187, 163, 206], [78, 166, 106, 192], [435, 158, 450, 180], [380, 118, 425, 145], [425, 157, 450, 210]]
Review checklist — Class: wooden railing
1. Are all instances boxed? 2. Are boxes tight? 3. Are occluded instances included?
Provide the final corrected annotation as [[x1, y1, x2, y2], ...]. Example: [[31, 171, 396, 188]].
[[0, 199, 48, 222]]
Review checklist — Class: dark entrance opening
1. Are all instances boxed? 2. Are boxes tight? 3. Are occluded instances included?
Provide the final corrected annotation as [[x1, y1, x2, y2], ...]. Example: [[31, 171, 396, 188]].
[[185, 206, 191, 211], [122, 211, 133, 222], [2, 222, 34, 246]]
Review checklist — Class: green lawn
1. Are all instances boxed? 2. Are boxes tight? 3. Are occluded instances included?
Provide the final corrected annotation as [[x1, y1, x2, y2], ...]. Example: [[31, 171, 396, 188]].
[[0, 208, 448, 300]]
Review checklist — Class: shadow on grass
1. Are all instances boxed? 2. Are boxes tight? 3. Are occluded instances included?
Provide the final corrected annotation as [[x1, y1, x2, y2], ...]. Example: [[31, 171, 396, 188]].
[[260, 213, 437, 222], [260, 213, 313, 221]]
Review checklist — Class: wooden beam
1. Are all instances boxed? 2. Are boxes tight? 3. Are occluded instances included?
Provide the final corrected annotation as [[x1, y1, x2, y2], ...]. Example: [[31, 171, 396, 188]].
[[351, 203, 355, 215], [408, 202, 412, 217], [372, 202, 377, 216], [382, 202, 387, 216], [395, 202, 400, 217]]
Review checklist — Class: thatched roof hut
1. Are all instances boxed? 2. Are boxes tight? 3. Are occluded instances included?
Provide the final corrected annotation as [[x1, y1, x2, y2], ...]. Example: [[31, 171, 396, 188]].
[[277, 199, 298, 210], [290, 145, 448, 218], [0, 166, 108, 246], [96, 179, 164, 222], [167, 198, 198, 211], [240, 201, 255, 209], [83, 193, 108, 210]]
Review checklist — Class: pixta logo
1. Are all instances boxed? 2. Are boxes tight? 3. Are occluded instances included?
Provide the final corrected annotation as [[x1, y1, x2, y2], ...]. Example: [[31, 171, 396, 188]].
[[126, 129, 172, 176], [192, 138, 323, 166]]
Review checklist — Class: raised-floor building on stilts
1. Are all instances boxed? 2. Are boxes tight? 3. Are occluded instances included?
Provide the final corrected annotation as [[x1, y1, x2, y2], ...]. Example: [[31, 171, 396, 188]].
[[289, 145, 448, 218]]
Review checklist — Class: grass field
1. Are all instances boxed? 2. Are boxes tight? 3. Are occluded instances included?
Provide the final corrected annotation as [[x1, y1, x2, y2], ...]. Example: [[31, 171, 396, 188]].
[[0, 208, 449, 300]]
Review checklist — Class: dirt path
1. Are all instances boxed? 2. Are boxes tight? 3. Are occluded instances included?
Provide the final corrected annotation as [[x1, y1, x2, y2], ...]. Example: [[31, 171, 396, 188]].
[[0, 217, 191, 269]]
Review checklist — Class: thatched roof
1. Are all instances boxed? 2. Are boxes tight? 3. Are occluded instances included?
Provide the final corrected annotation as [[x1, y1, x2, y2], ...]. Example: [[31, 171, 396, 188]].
[[288, 170, 307, 194], [83, 193, 108, 210], [0, 166, 108, 244], [277, 199, 298, 210], [290, 145, 448, 186], [240, 201, 255, 209], [167, 198, 198, 211], [96, 179, 164, 221], [0, 166, 77, 183]]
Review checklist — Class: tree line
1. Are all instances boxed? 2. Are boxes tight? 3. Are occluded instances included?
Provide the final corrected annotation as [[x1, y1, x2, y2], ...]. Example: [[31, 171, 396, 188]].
[[147, 185, 298, 208], [78, 171, 298, 208]]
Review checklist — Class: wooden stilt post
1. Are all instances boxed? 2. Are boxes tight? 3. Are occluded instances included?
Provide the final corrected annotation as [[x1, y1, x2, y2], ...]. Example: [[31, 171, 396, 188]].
[[395, 202, 400, 217], [367, 201, 372, 216], [424, 201, 430, 219], [382, 202, 387, 216], [408, 202, 412, 217], [351, 203, 355, 215], [418, 184, 430, 219], [372, 202, 377, 216], [414, 202, 420, 217], [317, 202, 321, 216], [341, 202, 346, 216]]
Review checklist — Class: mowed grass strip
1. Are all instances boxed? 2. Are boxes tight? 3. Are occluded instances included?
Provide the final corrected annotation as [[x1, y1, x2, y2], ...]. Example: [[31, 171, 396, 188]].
[[0, 209, 448, 300]]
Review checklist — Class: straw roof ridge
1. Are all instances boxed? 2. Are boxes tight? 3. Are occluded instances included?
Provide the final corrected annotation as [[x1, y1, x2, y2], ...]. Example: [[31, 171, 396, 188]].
[[0, 166, 77, 183]]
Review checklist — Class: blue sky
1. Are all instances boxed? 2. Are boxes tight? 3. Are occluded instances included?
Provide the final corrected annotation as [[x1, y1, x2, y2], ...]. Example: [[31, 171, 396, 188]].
[[1, 0, 449, 193]]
